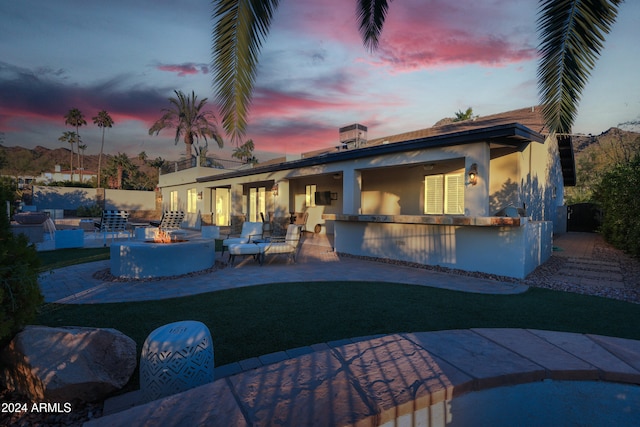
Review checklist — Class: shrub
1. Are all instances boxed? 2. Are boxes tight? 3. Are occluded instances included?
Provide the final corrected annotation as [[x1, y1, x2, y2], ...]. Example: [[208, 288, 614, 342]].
[[0, 182, 43, 344], [76, 204, 103, 217], [593, 155, 640, 257]]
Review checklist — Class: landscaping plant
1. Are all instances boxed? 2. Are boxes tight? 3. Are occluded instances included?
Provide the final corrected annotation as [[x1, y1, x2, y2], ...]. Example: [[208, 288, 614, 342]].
[[0, 179, 43, 344]]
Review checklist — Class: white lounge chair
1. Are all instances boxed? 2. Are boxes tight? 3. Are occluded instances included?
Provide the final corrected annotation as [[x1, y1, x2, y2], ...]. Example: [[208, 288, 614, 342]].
[[221, 221, 263, 256], [257, 224, 301, 264]]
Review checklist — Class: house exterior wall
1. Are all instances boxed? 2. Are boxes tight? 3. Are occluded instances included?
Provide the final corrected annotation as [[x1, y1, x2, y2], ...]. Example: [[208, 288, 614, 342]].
[[156, 121, 564, 276], [489, 149, 521, 215], [333, 219, 552, 279], [519, 135, 564, 223]]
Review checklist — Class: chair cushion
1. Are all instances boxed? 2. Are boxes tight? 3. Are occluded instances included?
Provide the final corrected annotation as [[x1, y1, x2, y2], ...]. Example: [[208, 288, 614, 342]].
[[256, 242, 295, 254], [223, 237, 251, 246], [240, 222, 264, 238], [228, 243, 261, 255]]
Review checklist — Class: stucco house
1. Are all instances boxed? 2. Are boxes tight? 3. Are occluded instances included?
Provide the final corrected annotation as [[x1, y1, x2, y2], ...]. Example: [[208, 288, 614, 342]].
[[157, 106, 575, 279]]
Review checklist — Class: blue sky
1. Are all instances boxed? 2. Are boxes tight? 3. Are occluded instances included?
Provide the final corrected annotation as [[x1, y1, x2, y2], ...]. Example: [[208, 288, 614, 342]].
[[1, 0, 638, 162]]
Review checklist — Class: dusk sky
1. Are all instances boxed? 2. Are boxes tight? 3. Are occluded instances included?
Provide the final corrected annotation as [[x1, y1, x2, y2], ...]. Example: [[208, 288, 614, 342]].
[[1, 0, 638, 162]]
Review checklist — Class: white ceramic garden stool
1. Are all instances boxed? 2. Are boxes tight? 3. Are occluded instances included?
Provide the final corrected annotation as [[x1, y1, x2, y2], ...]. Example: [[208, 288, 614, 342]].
[[140, 320, 214, 402]]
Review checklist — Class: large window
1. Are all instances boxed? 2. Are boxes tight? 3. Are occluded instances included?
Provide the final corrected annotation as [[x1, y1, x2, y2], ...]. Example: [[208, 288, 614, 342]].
[[424, 174, 464, 215], [187, 188, 197, 213]]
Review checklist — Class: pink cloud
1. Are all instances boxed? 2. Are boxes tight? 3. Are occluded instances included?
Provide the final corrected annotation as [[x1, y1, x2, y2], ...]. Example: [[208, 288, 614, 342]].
[[277, 0, 536, 72], [156, 63, 209, 76]]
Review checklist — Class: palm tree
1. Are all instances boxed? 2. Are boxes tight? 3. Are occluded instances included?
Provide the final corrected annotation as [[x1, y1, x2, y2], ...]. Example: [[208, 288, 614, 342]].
[[149, 90, 224, 160], [78, 143, 87, 182], [64, 108, 87, 181], [453, 107, 477, 122], [92, 110, 114, 189], [232, 139, 258, 164], [137, 151, 148, 165], [58, 131, 80, 182], [212, 0, 622, 138]]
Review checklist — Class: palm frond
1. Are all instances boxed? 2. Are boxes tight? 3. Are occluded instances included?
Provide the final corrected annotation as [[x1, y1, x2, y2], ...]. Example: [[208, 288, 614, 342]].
[[537, 0, 622, 134], [212, 0, 280, 144], [356, 0, 391, 51]]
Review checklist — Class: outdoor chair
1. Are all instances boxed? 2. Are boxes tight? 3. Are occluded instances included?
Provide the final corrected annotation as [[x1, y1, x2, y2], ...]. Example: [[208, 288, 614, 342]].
[[150, 211, 185, 230], [221, 221, 263, 256], [293, 211, 309, 232], [256, 224, 301, 264], [94, 210, 129, 246], [260, 212, 272, 237]]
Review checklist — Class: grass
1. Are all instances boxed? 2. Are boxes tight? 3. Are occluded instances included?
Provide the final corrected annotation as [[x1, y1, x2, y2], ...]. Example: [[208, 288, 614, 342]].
[[34, 248, 640, 394], [37, 281, 640, 367], [37, 247, 110, 272]]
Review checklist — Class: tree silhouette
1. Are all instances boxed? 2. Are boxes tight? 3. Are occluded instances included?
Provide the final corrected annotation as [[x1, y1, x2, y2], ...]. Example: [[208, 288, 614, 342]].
[[64, 108, 87, 181], [92, 110, 114, 188]]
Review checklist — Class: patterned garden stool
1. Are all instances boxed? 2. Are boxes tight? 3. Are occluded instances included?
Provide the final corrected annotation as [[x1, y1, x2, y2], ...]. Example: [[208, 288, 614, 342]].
[[140, 320, 214, 402]]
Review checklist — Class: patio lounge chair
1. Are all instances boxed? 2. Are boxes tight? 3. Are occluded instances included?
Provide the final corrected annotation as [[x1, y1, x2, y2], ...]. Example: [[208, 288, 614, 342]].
[[150, 211, 185, 230], [293, 211, 309, 232], [94, 210, 129, 246], [221, 221, 263, 256], [257, 224, 301, 264]]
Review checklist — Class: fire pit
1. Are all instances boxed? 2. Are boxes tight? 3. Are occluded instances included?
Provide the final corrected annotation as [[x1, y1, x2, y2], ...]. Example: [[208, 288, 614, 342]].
[[110, 236, 216, 279]]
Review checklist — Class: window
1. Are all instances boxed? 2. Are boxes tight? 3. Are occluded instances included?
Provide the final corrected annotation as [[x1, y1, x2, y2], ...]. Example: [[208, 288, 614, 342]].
[[424, 173, 464, 215], [305, 184, 317, 207], [170, 191, 178, 211], [187, 188, 197, 213]]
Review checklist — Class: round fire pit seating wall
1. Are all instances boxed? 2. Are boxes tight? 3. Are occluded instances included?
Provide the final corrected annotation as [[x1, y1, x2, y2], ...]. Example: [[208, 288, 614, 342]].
[[140, 320, 214, 403], [109, 239, 216, 279]]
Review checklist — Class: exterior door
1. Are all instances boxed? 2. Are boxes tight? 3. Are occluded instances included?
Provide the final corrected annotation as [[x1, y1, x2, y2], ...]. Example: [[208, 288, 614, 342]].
[[215, 188, 230, 226]]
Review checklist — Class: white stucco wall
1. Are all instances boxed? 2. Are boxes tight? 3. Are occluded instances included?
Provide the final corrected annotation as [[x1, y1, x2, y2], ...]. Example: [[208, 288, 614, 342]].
[[333, 219, 552, 279]]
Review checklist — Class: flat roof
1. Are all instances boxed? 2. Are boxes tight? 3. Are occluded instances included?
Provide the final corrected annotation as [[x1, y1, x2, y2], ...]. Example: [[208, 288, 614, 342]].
[[197, 123, 545, 183]]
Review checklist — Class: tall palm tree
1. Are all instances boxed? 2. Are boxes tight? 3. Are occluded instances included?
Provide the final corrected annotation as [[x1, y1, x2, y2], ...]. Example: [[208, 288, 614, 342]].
[[92, 110, 114, 189], [212, 0, 622, 139], [64, 108, 87, 181], [78, 143, 87, 183], [149, 90, 224, 160], [58, 131, 80, 182]]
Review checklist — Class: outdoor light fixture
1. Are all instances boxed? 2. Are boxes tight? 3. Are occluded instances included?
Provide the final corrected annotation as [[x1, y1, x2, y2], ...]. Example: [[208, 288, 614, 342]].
[[271, 183, 279, 196], [468, 163, 478, 185]]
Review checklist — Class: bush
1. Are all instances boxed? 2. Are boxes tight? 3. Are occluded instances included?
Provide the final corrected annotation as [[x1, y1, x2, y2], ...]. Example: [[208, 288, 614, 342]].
[[0, 182, 43, 344], [593, 155, 640, 257], [76, 204, 103, 217]]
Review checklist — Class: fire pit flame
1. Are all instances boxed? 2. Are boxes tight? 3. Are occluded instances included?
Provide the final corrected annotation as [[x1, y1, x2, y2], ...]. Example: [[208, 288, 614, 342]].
[[154, 230, 173, 243]]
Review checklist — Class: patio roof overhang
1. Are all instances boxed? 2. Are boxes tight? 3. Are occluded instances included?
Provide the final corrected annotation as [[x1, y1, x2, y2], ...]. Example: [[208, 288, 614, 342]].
[[197, 123, 549, 184]]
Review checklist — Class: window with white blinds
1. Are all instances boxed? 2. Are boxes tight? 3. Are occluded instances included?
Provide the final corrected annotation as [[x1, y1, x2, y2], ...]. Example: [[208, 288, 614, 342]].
[[424, 173, 464, 215]]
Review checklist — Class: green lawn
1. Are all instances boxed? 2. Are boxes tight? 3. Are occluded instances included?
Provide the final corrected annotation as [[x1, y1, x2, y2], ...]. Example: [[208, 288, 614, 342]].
[[37, 247, 111, 272], [37, 281, 640, 367], [35, 249, 640, 395]]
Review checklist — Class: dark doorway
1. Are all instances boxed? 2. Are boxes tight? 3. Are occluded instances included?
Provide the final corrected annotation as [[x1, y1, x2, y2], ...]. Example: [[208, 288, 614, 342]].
[[567, 203, 601, 232]]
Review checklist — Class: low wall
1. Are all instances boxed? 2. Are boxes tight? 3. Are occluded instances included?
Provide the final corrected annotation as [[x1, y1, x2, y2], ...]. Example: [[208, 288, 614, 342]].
[[32, 186, 157, 214], [333, 219, 552, 279]]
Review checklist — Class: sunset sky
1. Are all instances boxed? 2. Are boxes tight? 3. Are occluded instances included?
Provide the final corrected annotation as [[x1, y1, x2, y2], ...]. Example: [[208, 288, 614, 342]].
[[1, 0, 638, 162]]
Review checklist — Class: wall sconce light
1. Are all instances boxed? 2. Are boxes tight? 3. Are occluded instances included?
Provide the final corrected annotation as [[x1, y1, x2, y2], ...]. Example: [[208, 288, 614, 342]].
[[197, 191, 203, 200], [271, 184, 279, 196], [468, 163, 478, 185]]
